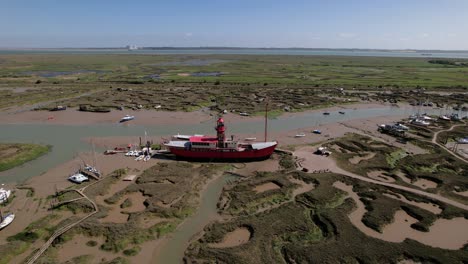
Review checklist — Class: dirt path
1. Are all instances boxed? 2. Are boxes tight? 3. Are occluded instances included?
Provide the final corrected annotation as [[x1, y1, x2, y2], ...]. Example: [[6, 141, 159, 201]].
[[294, 147, 468, 211], [431, 123, 467, 164]]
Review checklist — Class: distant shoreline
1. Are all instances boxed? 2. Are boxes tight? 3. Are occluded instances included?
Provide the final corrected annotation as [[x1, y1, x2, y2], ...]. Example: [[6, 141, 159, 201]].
[[1, 47, 468, 53], [1, 47, 468, 59]]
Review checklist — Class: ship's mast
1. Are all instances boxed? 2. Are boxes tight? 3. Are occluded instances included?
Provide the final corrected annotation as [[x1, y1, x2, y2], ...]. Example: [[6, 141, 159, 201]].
[[264, 101, 268, 142], [216, 117, 226, 148]]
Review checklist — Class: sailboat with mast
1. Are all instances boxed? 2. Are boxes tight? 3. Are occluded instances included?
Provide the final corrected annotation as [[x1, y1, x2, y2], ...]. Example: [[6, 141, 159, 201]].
[[164, 102, 277, 160], [87, 140, 101, 176]]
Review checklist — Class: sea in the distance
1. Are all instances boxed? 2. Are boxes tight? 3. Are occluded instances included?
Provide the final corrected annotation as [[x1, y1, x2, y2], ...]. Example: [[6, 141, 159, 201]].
[[1, 48, 468, 58]]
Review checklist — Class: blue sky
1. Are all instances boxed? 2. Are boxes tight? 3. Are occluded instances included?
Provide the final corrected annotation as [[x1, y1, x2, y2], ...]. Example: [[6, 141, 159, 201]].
[[1, 0, 467, 49]]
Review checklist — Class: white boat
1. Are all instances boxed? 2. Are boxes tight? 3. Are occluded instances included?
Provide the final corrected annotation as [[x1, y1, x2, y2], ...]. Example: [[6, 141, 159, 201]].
[[0, 188, 11, 204], [458, 137, 468, 144], [393, 123, 409, 131], [411, 119, 430, 126], [295, 133, 306, 138], [244, 137, 257, 141], [68, 173, 89, 184], [143, 155, 151, 162], [135, 155, 144, 161], [239, 112, 250, 116], [120, 115, 135, 123], [421, 115, 432, 120], [439, 115, 450, 121], [84, 165, 100, 176], [0, 212, 15, 229]]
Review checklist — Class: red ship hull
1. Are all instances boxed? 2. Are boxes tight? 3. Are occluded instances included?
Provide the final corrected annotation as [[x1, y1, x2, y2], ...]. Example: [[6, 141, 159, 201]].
[[167, 144, 277, 160]]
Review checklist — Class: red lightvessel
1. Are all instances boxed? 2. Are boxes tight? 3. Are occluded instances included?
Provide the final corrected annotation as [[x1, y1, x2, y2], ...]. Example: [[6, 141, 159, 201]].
[[164, 106, 277, 161]]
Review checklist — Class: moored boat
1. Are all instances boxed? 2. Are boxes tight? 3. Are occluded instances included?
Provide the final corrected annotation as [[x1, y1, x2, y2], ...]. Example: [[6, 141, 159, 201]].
[[120, 115, 135, 123], [68, 172, 89, 183], [164, 117, 277, 161], [0, 212, 14, 230], [0, 188, 11, 204], [439, 115, 450, 121], [295, 133, 306, 138]]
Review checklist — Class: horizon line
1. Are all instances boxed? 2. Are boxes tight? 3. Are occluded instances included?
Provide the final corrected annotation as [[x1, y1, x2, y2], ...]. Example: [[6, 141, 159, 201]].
[[1, 46, 468, 52]]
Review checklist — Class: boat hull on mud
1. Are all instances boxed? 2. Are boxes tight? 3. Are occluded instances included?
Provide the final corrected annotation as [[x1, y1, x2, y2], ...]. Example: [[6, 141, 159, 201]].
[[166, 142, 277, 161]]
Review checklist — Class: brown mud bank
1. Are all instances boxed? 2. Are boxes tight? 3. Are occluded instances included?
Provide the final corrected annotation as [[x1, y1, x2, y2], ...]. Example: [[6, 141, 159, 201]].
[[333, 181, 468, 250]]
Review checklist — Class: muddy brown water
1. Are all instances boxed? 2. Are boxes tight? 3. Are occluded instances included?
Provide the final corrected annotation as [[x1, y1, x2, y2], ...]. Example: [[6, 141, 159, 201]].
[[152, 173, 239, 263]]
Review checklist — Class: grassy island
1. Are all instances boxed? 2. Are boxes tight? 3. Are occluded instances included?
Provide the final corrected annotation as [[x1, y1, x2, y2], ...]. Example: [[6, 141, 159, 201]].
[[0, 143, 51, 172]]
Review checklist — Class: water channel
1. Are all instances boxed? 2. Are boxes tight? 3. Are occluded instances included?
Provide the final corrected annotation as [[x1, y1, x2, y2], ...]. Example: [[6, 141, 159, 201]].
[[0, 105, 443, 183]]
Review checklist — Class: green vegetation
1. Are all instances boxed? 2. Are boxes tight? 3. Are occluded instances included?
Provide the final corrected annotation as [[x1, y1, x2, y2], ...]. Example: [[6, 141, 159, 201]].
[[123, 246, 141, 256], [62, 255, 94, 264], [120, 198, 132, 209], [0, 143, 51, 172], [437, 125, 467, 144], [327, 133, 468, 200], [0, 214, 77, 264], [278, 153, 295, 170], [428, 59, 468, 67], [187, 172, 468, 263], [386, 150, 408, 169], [86, 240, 98, 247], [0, 54, 467, 112]]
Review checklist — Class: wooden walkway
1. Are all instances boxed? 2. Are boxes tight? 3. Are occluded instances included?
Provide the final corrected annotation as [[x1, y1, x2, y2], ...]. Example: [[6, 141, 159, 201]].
[[26, 180, 101, 264]]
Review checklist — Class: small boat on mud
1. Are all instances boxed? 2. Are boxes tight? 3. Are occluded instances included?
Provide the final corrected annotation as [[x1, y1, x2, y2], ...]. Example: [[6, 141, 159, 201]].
[[312, 130, 322, 134], [295, 133, 306, 138], [0, 211, 15, 230], [68, 172, 89, 184], [339, 111, 345, 114], [83, 165, 101, 177], [239, 112, 250, 116], [439, 115, 450, 121], [50, 105, 67, 111], [120, 115, 135, 123], [411, 119, 430, 126], [323, 112, 330, 115], [0, 188, 11, 204]]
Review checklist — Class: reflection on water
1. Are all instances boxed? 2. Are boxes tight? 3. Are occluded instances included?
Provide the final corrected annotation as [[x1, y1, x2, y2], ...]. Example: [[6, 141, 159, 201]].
[[0, 106, 441, 183]]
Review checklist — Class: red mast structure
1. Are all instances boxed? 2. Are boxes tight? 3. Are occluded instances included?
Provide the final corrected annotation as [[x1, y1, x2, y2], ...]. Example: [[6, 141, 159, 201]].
[[216, 117, 226, 148]]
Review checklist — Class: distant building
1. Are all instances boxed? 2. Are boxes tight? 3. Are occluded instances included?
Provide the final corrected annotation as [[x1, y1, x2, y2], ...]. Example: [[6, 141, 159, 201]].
[[126, 45, 138, 51]]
